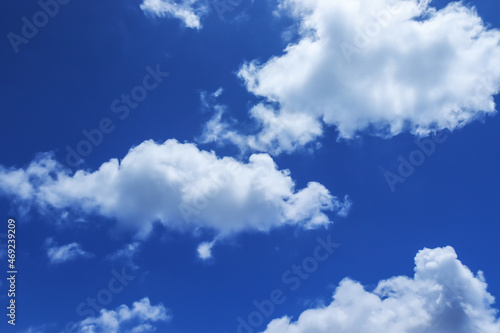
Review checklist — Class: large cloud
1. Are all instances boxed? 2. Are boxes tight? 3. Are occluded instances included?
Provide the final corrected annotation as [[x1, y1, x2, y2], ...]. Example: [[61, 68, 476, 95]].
[[262, 246, 500, 333], [206, 0, 500, 154], [0, 139, 349, 238]]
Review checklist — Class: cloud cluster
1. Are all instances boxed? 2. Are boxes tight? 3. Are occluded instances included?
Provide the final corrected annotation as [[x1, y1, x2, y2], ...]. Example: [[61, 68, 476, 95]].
[[0, 139, 349, 238], [262, 246, 500, 333], [140, 0, 207, 29], [69, 297, 169, 333], [206, 0, 500, 154]]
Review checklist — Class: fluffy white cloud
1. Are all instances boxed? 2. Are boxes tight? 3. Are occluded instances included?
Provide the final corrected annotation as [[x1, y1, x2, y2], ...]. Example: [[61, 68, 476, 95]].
[[208, 0, 500, 153], [140, 0, 207, 29], [261, 246, 500, 333], [69, 297, 169, 333], [46, 239, 93, 264], [0, 140, 349, 239], [197, 241, 215, 260]]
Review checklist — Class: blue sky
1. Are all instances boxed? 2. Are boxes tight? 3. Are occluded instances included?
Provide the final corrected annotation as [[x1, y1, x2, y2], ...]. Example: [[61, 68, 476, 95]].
[[1, 0, 500, 332]]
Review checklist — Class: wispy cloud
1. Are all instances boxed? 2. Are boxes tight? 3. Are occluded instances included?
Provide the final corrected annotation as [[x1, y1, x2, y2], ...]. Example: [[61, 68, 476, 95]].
[[45, 238, 93, 264], [107, 242, 142, 269], [140, 0, 208, 29]]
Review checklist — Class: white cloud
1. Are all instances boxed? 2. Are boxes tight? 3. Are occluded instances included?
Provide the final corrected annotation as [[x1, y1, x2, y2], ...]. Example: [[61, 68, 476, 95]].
[[107, 242, 142, 269], [261, 246, 500, 333], [0, 140, 350, 239], [208, 0, 500, 153], [46, 239, 93, 264], [140, 0, 207, 29], [108, 242, 141, 260], [197, 240, 215, 260], [69, 297, 169, 333], [202, 104, 324, 155]]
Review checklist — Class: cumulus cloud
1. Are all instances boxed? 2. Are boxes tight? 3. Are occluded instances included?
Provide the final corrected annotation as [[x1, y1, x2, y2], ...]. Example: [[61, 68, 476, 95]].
[[68, 297, 169, 333], [0, 139, 350, 239], [140, 0, 207, 29], [207, 0, 500, 153], [262, 246, 500, 333], [46, 238, 93, 264]]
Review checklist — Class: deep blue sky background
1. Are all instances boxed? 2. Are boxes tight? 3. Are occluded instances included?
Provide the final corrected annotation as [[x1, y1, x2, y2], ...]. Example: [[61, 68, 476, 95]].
[[0, 0, 499, 332]]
